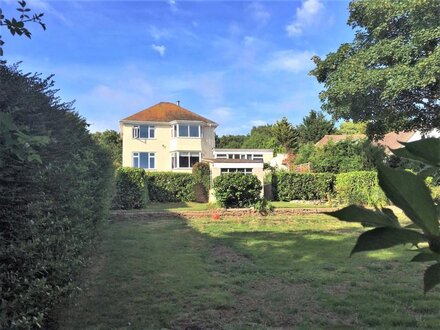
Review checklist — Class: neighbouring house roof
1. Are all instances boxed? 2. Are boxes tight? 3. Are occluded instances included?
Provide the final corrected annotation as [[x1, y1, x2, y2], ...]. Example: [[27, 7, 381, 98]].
[[203, 158, 263, 163], [374, 131, 416, 151], [121, 102, 218, 125], [315, 134, 366, 147], [213, 149, 273, 153]]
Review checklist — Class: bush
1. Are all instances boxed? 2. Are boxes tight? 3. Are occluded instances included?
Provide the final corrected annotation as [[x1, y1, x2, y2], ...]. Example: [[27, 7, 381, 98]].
[[0, 63, 113, 328], [112, 167, 149, 209], [273, 172, 335, 201], [192, 162, 210, 203], [146, 172, 195, 202], [335, 171, 387, 206], [213, 173, 262, 208]]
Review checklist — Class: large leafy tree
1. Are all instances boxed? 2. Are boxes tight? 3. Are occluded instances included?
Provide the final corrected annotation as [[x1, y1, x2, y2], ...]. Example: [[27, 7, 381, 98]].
[[0, 1, 45, 56], [297, 110, 334, 144], [272, 117, 299, 153], [92, 129, 122, 167], [215, 134, 247, 148], [310, 0, 440, 138], [242, 125, 280, 151], [337, 121, 367, 135]]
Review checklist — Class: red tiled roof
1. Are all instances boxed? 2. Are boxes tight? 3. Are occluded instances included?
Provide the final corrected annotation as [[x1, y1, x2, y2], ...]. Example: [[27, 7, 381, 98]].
[[121, 102, 217, 125], [374, 131, 416, 151], [315, 134, 366, 147]]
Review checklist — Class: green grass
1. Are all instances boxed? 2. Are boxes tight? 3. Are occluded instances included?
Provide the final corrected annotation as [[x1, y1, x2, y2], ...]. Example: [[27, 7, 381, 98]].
[[271, 201, 331, 208], [58, 214, 440, 329]]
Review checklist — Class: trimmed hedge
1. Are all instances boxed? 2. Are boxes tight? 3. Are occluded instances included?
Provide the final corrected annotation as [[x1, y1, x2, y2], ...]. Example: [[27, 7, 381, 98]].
[[272, 172, 335, 201], [146, 172, 195, 202], [0, 64, 114, 328], [112, 167, 149, 209], [213, 173, 262, 208], [335, 171, 387, 206]]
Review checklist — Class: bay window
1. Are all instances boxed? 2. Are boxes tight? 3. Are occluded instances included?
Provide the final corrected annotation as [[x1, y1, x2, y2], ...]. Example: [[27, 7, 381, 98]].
[[171, 151, 201, 169], [172, 124, 200, 138], [133, 152, 155, 169]]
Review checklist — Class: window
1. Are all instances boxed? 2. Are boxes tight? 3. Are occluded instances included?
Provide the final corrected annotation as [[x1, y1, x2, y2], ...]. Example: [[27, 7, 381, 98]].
[[173, 124, 200, 137], [171, 151, 200, 168], [133, 152, 155, 169], [216, 154, 227, 159], [253, 154, 263, 161], [220, 168, 253, 174], [132, 125, 155, 139]]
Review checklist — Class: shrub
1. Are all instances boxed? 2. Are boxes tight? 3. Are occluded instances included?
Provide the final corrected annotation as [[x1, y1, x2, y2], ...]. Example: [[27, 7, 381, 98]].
[[335, 171, 387, 206], [112, 167, 149, 209], [213, 173, 262, 208], [272, 172, 335, 201], [146, 172, 195, 202], [192, 162, 210, 203], [0, 63, 113, 328]]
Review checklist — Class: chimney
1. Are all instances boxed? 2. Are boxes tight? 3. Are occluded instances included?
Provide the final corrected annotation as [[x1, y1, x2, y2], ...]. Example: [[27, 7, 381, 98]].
[[176, 100, 180, 107]]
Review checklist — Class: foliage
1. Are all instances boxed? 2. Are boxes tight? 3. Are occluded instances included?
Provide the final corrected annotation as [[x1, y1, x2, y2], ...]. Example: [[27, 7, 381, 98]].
[[294, 142, 316, 165], [272, 117, 299, 153], [0, 0, 46, 56], [112, 167, 149, 209], [335, 171, 387, 206], [253, 198, 274, 215], [310, 0, 440, 138], [192, 162, 210, 203], [146, 172, 195, 202], [272, 172, 335, 201], [0, 63, 113, 328], [215, 134, 247, 148], [213, 173, 262, 208], [297, 110, 335, 144], [309, 139, 384, 173], [92, 129, 122, 168], [242, 125, 280, 151], [328, 138, 440, 292], [337, 122, 367, 135]]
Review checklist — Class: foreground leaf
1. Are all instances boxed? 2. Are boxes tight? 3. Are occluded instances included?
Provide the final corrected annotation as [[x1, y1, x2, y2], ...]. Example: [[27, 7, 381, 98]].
[[400, 138, 440, 167], [326, 205, 400, 228], [424, 263, 440, 293], [377, 164, 438, 235], [411, 252, 440, 263], [351, 227, 426, 256]]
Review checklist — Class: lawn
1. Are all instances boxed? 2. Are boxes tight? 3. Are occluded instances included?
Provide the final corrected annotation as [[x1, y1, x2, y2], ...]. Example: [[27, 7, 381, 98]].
[[57, 213, 440, 329]]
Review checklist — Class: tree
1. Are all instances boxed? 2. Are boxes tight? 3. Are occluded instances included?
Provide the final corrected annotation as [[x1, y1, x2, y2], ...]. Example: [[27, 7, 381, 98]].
[[337, 121, 367, 135], [310, 0, 440, 138], [92, 129, 122, 167], [242, 125, 280, 151], [297, 110, 335, 144], [215, 134, 247, 148], [272, 117, 299, 153], [0, 1, 46, 56]]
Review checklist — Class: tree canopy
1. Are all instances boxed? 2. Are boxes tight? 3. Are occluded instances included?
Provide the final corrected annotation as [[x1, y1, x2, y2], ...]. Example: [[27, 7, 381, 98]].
[[337, 121, 367, 135], [310, 0, 440, 138], [92, 129, 122, 167], [272, 117, 299, 152], [297, 110, 335, 144]]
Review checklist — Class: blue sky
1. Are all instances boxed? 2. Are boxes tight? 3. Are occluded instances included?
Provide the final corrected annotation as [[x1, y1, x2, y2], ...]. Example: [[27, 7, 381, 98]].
[[2, 0, 354, 135]]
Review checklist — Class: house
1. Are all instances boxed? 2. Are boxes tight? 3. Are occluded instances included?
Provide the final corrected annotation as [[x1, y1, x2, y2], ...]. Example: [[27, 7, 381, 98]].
[[120, 102, 274, 177]]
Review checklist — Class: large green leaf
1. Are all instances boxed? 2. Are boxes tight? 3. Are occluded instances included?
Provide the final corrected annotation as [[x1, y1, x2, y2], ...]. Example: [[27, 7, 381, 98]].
[[424, 263, 440, 293], [411, 252, 440, 263], [351, 227, 426, 256], [326, 205, 400, 228], [377, 164, 438, 235], [400, 138, 440, 167]]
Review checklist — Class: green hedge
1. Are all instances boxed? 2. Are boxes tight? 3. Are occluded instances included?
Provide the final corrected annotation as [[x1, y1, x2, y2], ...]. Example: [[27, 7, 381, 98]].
[[213, 173, 262, 208], [112, 167, 149, 209], [272, 172, 335, 201], [146, 172, 195, 202], [0, 63, 114, 328], [335, 171, 387, 206]]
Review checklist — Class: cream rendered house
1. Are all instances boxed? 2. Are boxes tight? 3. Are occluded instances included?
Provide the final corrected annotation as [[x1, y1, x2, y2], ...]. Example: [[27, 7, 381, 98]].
[[120, 102, 217, 172]]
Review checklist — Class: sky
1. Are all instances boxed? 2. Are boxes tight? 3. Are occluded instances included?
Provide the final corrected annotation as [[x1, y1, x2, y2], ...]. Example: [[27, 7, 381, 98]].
[[1, 0, 355, 135]]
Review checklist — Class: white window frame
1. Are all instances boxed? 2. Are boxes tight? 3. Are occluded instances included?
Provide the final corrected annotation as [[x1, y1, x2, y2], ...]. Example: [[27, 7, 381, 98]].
[[133, 152, 156, 169], [172, 124, 201, 138], [132, 125, 155, 139], [220, 168, 253, 174], [171, 151, 201, 169]]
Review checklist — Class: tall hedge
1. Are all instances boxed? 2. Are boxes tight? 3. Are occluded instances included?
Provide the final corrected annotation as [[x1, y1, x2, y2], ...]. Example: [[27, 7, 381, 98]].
[[213, 173, 262, 208], [0, 64, 114, 328], [112, 167, 149, 209], [273, 172, 335, 201], [146, 172, 195, 202], [335, 171, 388, 206]]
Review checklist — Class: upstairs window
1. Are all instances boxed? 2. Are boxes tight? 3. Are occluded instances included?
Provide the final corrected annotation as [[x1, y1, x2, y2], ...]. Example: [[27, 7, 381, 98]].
[[173, 124, 200, 137], [133, 152, 155, 169], [132, 125, 155, 139]]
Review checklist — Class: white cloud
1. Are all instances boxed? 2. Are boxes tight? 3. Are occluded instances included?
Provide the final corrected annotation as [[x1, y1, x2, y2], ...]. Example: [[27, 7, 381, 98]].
[[286, 0, 324, 37], [211, 107, 233, 119], [149, 26, 171, 40], [28, 0, 72, 26], [250, 120, 267, 127], [168, 0, 178, 12], [265, 50, 315, 73], [152, 44, 166, 57], [248, 2, 270, 24]]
